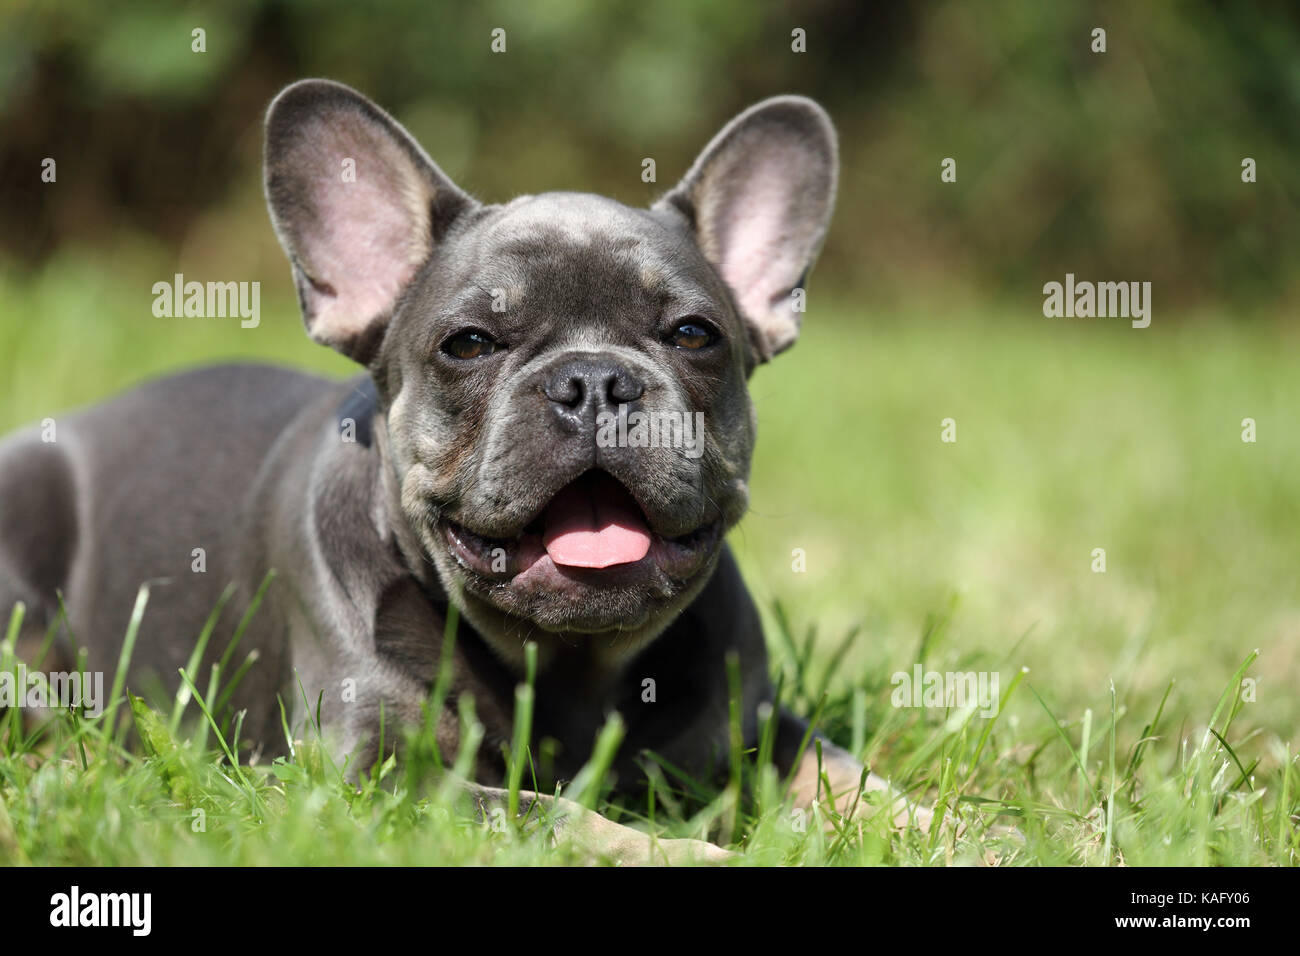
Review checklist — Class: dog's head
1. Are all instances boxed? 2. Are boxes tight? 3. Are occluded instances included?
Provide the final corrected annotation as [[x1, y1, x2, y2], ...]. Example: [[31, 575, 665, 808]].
[[264, 79, 837, 666]]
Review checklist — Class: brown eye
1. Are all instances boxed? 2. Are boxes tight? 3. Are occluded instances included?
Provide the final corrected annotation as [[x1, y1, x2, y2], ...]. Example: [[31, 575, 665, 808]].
[[670, 321, 716, 350], [442, 330, 499, 360]]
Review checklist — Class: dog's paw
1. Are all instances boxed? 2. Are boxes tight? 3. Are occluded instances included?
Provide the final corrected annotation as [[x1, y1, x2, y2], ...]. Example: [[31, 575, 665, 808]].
[[548, 799, 734, 866], [471, 786, 733, 866], [833, 787, 933, 834], [590, 829, 736, 867], [788, 745, 932, 834]]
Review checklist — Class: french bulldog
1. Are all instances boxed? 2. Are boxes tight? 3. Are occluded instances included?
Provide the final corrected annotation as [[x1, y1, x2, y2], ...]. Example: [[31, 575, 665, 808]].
[[0, 79, 923, 863]]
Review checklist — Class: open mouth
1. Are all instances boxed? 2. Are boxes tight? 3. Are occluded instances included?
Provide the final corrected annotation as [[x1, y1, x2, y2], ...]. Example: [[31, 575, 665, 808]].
[[441, 470, 720, 585]]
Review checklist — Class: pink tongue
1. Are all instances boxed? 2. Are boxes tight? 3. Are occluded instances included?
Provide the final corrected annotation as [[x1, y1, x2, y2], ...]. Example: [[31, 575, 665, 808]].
[[543, 473, 652, 569]]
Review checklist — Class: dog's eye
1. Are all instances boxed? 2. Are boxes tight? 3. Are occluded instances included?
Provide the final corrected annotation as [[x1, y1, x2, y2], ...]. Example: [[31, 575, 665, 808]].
[[669, 321, 717, 350], [442, 330, 500, 360]]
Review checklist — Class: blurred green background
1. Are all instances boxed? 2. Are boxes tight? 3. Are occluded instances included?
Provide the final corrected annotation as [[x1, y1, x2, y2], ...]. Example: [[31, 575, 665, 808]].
[[0, 2, 1296, 753], [3, 0, 1300, 308]]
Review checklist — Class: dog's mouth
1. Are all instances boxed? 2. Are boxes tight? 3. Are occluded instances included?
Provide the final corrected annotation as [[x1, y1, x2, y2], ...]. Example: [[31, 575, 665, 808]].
[[440, 469, 720, 588]]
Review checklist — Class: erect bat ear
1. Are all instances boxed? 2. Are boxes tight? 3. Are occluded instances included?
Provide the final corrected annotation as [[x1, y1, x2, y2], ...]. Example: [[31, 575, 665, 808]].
[[655, 96, 838, 362], [264, 79, 476, 365]]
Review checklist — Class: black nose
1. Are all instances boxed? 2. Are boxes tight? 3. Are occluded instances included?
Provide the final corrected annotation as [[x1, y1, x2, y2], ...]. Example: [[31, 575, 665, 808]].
[[543, 357, 645, 430]]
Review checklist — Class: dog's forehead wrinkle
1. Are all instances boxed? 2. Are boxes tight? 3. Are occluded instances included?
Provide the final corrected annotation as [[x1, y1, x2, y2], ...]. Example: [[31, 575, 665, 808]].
[[437, 268, 529, 316], [491, 191, 653, 235], [478, 194, 689, 265], [440, 195, 728, 326]]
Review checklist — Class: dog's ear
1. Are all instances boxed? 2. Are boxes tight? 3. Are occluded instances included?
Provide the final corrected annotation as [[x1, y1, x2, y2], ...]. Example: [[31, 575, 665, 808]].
[[264, 79, 475, 364], [656, 96, 837, 362]]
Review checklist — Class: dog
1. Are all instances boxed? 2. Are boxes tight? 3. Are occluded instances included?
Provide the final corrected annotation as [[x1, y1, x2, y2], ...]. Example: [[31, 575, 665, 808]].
[[0, 80, 923, 863]]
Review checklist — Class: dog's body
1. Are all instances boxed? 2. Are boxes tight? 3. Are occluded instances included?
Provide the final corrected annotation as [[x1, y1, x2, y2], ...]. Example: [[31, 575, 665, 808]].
[[0, 81, 918, 861]]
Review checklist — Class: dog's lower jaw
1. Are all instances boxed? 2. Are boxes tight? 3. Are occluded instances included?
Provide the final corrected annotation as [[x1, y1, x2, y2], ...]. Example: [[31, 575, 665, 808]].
[[433, 544, 726, 677], [376, 446, 709, 676]]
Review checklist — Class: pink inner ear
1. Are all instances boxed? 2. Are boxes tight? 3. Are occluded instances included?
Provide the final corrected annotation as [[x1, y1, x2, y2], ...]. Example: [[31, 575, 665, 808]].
[[715, 161, 799, 322], [698, 136, 827, 356], [290, 112, 433, 344]]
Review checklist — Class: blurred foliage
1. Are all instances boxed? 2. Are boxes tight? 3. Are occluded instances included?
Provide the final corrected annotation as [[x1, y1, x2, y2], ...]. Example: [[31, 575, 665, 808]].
[[1, 0, 1299, 312]]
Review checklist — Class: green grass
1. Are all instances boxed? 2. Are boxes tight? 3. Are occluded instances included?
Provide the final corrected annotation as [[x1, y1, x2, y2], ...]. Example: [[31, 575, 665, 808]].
[[0, 254, 1296, 865]]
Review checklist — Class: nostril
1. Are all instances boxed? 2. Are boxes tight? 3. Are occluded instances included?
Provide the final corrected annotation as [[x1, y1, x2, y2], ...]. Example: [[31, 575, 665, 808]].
[[607, 373, 644, 405], [545, 375, 585, 409]]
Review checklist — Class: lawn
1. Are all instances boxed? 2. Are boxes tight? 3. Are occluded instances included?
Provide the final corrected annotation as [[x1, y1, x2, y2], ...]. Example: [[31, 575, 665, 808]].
[[1, 253, 1296, 865]]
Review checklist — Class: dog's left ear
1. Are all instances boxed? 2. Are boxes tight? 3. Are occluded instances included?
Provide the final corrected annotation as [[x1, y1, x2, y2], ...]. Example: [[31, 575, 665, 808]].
[[656, 96, 838, 362]]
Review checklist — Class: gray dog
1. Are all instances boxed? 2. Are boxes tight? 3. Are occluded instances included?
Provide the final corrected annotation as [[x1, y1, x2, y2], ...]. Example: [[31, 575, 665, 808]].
[[0, 80, 919, 862]]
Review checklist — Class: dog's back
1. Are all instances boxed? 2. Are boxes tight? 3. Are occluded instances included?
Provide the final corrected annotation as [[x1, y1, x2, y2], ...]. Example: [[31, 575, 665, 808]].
[[0, 364, 337, 730]]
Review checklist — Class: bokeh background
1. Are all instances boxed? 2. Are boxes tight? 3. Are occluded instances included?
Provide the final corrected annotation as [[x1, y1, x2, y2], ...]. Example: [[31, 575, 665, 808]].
[[4, 0, 1300, 309], [1, 2, 1297, 759]]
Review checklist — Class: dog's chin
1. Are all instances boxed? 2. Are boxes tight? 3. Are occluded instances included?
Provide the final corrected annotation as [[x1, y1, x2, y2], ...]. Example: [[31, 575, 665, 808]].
[[449, 545, 723, 666], [437, 515, 721, 631]]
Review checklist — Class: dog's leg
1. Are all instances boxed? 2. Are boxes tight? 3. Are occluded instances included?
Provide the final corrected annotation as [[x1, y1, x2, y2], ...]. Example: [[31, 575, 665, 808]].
[[0, 433, 77, 667], [0, 433, 80, 737], [335, 713, 734, 865], [309, 577, 734, 866]]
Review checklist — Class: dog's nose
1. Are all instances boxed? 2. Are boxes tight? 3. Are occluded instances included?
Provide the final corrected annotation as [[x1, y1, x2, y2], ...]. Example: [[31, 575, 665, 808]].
[[542, 358, 645, 430]]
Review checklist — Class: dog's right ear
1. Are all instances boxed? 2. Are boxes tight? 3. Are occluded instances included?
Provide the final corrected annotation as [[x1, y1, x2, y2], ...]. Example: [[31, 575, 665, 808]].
[[264, 79, 476, 364]]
